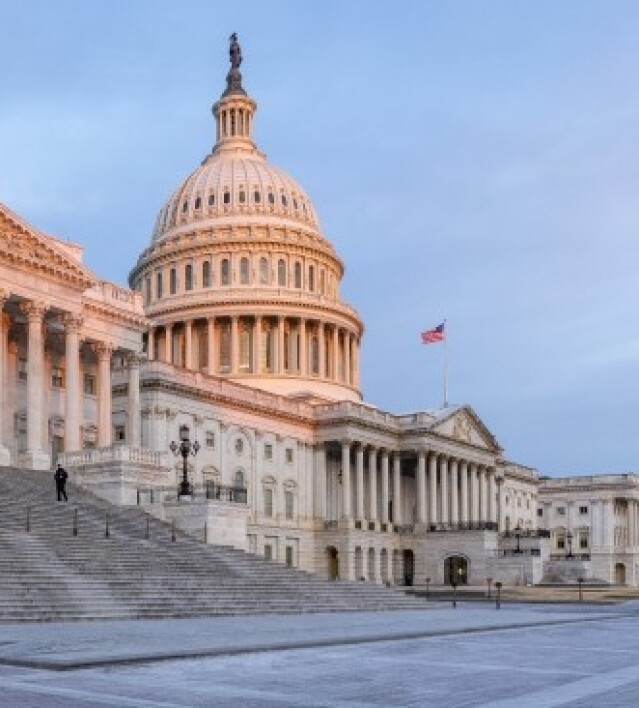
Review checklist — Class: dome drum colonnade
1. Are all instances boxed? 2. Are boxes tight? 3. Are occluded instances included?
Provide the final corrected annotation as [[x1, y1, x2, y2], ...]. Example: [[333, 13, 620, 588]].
[[129, 41, 363, 401]]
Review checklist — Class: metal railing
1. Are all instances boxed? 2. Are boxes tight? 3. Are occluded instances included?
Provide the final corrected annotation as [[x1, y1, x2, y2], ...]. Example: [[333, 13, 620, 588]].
[[549, 553, 591, 561], [500, 529, 551, 539], [135, 483, 247, 505], [428, 521, 498, 533]]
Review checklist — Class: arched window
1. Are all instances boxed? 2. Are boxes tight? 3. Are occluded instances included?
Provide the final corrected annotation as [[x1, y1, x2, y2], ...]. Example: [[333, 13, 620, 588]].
[[277, 259, 287, 286], [259, 257, 269, 284], [221, 258, 230, 286], [223, 190, 230, 205], [239, 257, 250, 285], [170, 267, 177, 295], [156, 272, 163, 299], [182, 200, 189, 213], [239, 190, 246, 204], [281, 194, 288, 207], [144, 277, 151, 305], [194, 196, 202, 210], [294, 262, 302, 289], [208, 193, 215, 206], [268, 191, 275, 205], [185, 264, 193, 291], [308, 265, 315, 292], [202, 261, 211, 288], [254, 190, 261, 204]]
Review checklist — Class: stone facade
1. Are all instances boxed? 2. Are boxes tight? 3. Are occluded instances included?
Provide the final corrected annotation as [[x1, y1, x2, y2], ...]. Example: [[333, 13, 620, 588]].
[[0, 39, 635, 587]]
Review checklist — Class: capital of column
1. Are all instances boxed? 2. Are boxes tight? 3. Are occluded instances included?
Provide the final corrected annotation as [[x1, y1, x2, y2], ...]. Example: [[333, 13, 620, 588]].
[[63, 312, 84, 334], [20, 300, 47, 322], [126, 350, 145, 368], [94, 341, 114, 361]]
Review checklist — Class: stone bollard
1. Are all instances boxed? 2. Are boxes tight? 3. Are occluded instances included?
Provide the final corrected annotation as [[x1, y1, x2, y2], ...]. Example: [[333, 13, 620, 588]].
[[26, 506, 31, 533], [171, 519, 176, 542], [105, 512, 110, 539], [145, 515, 150, 540], [73, 509, 78, 537]]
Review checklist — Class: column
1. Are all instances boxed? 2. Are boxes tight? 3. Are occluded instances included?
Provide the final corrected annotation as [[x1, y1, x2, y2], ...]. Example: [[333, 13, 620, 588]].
[[277, 316, 285, 374], [341, 440, 351, 520], [440, 456, 449, 524], [460, 461, 469, 524], [147, 327, 155, 362], [164, 323, 172, 364], [416, 450, 427, 524], [63, 313, 82, 452], [392, 453, 402, 525], [368, 448, 378, 522], [253, 316, 261, 374], [602, 501, 614, 548], [332, 326, 340, 381], [381, 450, 389, 524], [96, 342, 113, 448], [230, 316, 239, 374], [127, 352, 142, 448], [356, 445, 365, 520], [450, 458, 459, 524], [20, 301, 49, 468], [344, 333, 351, 385], [470, 463, 479, 523], [318, 323, 326, 378], [488, 468, 497, 524], [313, 444, 327, 520], [428, 453, 437, 524], [299, 318, 307, 376], [184, 319, 192, 370], [479, 467, 487, 523], [0, 299, 10, 464], [207, 317, 215, 374], [352, 338, 360, 389]]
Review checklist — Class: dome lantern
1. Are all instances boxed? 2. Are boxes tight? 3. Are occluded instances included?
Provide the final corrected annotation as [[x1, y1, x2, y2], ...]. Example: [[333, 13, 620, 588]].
[[212, 33, 258, 155]]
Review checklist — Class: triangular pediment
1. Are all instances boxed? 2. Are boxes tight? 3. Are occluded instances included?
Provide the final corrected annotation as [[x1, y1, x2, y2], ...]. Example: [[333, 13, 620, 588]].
[[0, 202, 95, 290], [429, 406, 501, 452]]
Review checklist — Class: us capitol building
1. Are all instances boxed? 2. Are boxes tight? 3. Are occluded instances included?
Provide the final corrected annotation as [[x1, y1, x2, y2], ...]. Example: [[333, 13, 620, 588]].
[[1, 37, 637, 588]]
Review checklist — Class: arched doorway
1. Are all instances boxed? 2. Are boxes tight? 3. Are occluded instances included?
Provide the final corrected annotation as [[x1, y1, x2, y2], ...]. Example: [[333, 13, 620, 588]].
[[327, 546, 339, 581], [615, 562, 626, 585], [354, 546, 364, 581], [444, 555, 469, 585], [403, 550, 414, 586]]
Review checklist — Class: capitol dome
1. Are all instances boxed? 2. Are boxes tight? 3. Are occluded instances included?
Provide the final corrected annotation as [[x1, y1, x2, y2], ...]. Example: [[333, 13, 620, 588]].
[[130, 36, 363, 402]]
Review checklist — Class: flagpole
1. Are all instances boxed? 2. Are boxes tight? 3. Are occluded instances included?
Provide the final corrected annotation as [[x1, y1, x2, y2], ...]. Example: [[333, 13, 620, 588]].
[[443, 319, 448, 408]]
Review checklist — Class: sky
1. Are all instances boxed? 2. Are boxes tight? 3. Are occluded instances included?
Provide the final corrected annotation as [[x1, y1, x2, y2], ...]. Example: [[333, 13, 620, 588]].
[[0, 1, 638, 476]]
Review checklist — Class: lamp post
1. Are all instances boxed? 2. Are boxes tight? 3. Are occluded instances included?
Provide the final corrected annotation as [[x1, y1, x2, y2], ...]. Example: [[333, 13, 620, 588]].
[[170, 424, 200, 499], [514, 525, 523, 554], [425, 576, 431, 600], [566, 530, 574, 559], [486, 577, 493, 599], [495, 581, 502, 610], [451, 580, 458, 608], [578, 577, 584, 602]]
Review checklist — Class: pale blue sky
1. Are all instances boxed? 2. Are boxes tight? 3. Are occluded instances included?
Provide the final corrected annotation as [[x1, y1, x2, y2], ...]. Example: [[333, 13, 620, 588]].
[[1, 1, 638, 475]]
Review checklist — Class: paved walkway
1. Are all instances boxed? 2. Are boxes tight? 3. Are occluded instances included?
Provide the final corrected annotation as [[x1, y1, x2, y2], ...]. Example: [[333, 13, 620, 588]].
[[0, 602, 630, 670]]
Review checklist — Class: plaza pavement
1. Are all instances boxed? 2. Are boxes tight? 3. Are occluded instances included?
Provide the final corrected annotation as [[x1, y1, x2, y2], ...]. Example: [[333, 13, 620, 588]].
[[2, 602, 639, 706]]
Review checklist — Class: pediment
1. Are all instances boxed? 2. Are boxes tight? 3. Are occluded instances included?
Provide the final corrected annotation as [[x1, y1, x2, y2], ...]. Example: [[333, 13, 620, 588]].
[[0, 202, 95, 290], [429, 406, 501, 452]]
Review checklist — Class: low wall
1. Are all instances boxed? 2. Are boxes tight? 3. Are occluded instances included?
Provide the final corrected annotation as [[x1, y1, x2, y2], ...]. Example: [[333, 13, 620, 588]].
[[164, 499, 249, 551]]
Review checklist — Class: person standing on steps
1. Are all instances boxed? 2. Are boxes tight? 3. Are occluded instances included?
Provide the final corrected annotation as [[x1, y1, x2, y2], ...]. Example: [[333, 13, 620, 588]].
[[54, 463, 68, 502]]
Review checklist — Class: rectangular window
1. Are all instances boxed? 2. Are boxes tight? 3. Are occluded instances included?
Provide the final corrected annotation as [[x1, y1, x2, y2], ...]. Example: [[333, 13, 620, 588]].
[[206, 432, 215, 448], [51, 365, 64, 389], [537, 508, 543, 517], [285, 448, 293, 464], [264, 443, 273, 460], [114, 425, 126, 442], [557, 507, 566, 516], [556, 536, 565, 549], [579, 505, 588, 515], [264, 544, 272, 561], [285, 546, 294, 567], [83, 373, 96, 396], [285, 491, 294, 520], [579, 532, 589, 549], [18, 358, 27, 381], [264, 488, 273, 517], [156, 272, 163, 299]]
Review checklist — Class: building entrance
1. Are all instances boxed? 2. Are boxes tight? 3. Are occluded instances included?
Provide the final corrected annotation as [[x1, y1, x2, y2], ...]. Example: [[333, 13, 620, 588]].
[[444, 555, 468, 585], [327, 546, 339, 581], [403, 550, 414, 586]]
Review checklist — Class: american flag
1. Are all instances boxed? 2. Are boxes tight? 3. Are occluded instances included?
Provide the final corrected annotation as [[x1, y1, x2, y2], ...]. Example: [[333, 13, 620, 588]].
[[421, 322, 445, 344]]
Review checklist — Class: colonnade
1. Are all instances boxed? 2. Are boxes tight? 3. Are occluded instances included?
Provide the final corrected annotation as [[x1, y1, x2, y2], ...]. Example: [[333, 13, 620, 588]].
[[329, 441, 498, 528], [0, 294, 142, 466], [148, 315, 360, 387]]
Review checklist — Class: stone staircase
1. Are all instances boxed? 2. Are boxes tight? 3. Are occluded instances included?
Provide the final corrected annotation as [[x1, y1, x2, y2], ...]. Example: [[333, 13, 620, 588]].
[[0, 467, 424, 622]]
